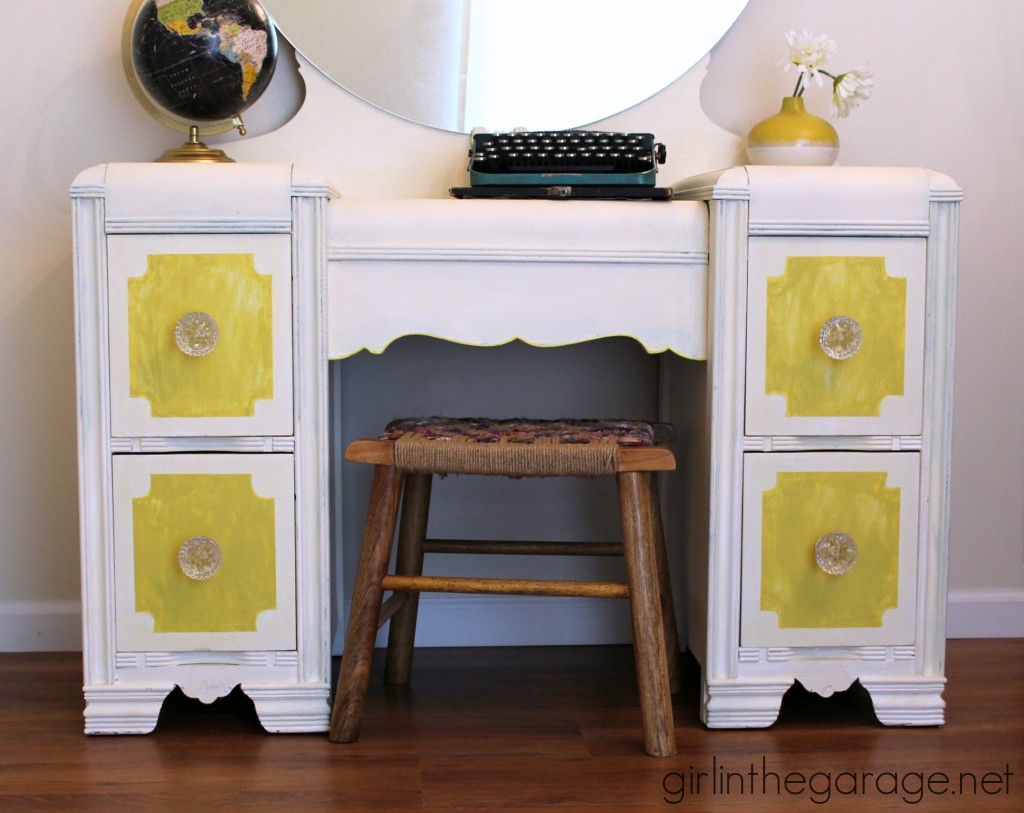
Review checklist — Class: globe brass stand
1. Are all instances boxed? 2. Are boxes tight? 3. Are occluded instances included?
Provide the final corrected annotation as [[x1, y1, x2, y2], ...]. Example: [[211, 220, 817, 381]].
[[155, 125, 236, 164]]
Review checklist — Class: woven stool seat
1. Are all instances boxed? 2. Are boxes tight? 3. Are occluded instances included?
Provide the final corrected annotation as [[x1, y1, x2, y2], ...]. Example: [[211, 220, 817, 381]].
[[379, 417, 665, 477], [330, 416, 681, 757]]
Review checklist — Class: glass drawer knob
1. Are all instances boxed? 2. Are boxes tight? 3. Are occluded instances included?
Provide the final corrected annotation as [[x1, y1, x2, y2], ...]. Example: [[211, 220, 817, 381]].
[[819, 316, 863, 360], [174, 311, 220, 357], [815, 532, 858, 575], [178, 536, 222, 580]]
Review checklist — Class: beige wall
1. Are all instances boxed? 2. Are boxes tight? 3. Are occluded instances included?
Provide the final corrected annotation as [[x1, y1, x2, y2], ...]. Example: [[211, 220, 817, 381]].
[[2, 0, 1021, 648]]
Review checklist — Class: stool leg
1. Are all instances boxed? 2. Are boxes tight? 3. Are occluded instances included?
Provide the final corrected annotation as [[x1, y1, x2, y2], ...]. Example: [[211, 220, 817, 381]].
[[384, 472, 432, 685], [329, 464, 404, 743], [648, 475, 683, 693], [618, 470, 677, 757]]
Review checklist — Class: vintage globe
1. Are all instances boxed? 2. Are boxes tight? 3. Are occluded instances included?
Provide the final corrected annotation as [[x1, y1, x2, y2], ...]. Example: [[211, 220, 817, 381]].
[[123, 0, 278, 160]]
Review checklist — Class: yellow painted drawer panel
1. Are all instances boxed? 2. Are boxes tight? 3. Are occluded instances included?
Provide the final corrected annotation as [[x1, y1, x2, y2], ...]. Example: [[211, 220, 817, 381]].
[[746, 237, 926, 436], [107, 234, 293, 436], [113, 454, 296, 652], [741, 452, 919, 647]]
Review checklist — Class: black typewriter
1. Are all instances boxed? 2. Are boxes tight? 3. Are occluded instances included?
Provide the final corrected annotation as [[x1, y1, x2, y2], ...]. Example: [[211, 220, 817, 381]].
[[451, 129, 671, 200]]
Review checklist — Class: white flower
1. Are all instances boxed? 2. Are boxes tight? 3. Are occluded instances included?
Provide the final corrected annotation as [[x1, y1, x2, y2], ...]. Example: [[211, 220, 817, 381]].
[[831, 68, 874, 118], [781, 30, 837, 91], [775, 30, 872, 118]]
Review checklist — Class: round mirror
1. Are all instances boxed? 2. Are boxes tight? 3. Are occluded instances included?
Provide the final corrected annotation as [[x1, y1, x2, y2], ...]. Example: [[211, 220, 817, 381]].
[[262, 0, 747, 133]]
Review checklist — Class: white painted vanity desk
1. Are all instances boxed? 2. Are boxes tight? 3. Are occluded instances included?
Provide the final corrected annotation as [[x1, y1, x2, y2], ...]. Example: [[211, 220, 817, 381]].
[[72, 162, 960, 733]]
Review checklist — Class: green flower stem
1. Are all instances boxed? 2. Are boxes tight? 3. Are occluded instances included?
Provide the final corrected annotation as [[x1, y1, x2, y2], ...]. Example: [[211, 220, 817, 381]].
[[793, 69, 839, 98]]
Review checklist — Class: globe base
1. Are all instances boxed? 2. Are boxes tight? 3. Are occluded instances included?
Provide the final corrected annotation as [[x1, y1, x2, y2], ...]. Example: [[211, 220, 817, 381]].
[[155, 127, 235, 164]]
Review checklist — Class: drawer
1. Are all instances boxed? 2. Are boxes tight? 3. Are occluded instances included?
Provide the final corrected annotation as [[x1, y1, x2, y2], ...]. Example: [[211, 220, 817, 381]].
[[107, 234, 293, 437], [745, 237, 926, 436], [112, 454, 296, 652], [741, 451, 919, 648]]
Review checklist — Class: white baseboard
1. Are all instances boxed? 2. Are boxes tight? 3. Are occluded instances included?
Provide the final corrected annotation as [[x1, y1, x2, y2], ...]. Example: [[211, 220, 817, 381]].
[[945, 588, 1024, 638], [0, 600, 82, 652], [338, 588, 1024, 652], [337, 595, 635, 654], [4, 590, 1023, 653]]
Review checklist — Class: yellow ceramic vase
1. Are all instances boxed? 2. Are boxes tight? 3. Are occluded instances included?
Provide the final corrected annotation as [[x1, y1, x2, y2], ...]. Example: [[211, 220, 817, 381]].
[[746, 96, 839, 166]]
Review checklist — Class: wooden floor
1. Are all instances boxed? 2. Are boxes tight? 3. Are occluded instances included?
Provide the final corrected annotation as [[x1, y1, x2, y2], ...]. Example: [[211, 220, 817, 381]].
[[1, 640, 1021, 812]]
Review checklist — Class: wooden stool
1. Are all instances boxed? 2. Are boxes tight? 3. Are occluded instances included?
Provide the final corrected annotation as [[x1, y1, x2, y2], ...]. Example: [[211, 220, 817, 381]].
[[328, 417, 681, 757]]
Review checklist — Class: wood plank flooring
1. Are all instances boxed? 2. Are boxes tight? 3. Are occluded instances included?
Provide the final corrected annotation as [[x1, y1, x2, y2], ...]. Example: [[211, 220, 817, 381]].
[[1, 640, 1021, 811]]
